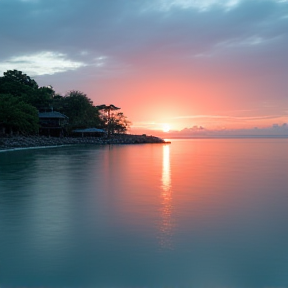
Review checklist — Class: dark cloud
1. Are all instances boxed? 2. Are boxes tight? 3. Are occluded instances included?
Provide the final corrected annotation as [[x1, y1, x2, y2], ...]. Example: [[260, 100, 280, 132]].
[[1, 0, 287, 61]]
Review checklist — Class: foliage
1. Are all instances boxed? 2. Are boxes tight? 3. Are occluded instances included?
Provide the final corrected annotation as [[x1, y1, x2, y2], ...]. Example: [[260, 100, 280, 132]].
[[52, 90, 102, 130], [97, 105, 130, 135], [0, 70, 53, 109], [0, 94, 39, 134], [96, 104, 120, 111], [109, 112, 131, 134], [0, 69, 131, 136], [3, 70, 38, 89], [0, 74, 36, 98]]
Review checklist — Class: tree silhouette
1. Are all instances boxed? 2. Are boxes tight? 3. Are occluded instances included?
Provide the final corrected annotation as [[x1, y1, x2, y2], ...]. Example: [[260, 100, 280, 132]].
[[0, 94, 39, 135], [3, 70, 38, 89], [96, 104, 121, 136], [53, 90, 102, 130]]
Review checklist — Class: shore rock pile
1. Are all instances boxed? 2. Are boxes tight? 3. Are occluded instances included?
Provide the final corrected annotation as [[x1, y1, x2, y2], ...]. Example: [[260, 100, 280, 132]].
[[0, 134, 169, 151]]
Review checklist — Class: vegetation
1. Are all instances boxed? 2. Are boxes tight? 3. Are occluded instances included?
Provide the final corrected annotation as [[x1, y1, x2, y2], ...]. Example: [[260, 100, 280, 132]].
[[52, 90, 103, 132], [0, 70, 53, 110], [0, 69, 130, 136], [0, 94, 39, 134], [96, 104, 130, 136]]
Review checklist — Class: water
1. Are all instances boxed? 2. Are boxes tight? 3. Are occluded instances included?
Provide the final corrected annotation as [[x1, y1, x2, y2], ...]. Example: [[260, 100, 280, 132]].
[[0, 138, 288, 288]]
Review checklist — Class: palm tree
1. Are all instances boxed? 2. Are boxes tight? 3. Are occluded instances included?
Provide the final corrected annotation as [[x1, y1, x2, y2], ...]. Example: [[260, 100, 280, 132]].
[[96, 104, 120, 136]]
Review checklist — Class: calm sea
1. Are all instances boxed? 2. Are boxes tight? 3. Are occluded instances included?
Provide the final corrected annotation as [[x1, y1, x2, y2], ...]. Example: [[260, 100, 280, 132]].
[[0, 138, 288, 288]]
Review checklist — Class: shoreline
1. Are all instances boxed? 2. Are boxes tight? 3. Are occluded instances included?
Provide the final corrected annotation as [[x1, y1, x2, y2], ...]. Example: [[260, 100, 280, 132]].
[[0, 144, 72, 153], [0, 134, 170, 152]]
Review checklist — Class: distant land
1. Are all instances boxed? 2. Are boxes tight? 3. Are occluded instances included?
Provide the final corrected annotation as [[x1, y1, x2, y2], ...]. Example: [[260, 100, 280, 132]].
[[133, 124, 288, 139], [164, 135, 288, 139]]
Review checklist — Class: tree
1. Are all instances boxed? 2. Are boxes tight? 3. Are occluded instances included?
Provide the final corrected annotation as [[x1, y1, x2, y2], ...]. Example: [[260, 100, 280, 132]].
[[0, 94, 39, 135], [96, 104, 130, 135], [0, 70, 53, 109], [109, 112, 131, 134], [53, 90, 102, 130], [3, 70, 38, 89], [0, 70, 131, 136]]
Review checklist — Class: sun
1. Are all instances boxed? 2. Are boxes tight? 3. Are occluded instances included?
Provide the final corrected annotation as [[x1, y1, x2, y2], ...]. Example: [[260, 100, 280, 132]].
[[162, 124, 170, 133]]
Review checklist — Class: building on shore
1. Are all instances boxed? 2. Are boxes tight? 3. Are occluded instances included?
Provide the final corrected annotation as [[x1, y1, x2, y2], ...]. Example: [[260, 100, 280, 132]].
[[38, 111, 68, 137], [72, 127, 106, 137]]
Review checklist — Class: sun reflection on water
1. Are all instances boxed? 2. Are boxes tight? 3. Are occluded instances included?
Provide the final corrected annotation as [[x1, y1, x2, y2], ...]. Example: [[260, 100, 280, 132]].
[[162, 145, 171, 192], [159, 144, 174, 250]]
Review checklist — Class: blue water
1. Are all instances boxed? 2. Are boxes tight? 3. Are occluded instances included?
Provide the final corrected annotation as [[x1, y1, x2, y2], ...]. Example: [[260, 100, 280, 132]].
[[0, 138, 288, 288]]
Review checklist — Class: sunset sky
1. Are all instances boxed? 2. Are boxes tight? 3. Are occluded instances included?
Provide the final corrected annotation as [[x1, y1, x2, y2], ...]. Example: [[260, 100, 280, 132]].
[[0, 0, 287, 134]]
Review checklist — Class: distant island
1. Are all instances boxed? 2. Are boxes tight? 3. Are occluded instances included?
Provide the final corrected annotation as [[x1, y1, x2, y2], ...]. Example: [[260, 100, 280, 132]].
[[0, 69, 168, 150]]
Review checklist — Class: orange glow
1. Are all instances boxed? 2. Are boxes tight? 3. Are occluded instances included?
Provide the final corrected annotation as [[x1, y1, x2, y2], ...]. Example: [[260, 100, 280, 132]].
[[159, 144, 174, 249], [86, 58, 287, 132], [90, 139, 288, 254], [162, 124, 170, 133]]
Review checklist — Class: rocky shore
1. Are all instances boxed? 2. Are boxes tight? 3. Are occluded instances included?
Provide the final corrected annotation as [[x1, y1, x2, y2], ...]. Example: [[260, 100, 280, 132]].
[[0, 134, 170, 151]]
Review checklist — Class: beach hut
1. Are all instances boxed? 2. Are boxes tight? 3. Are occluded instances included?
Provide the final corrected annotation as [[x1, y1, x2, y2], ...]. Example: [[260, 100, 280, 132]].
[[72, 128, 107, 137], [39, 111, 69, 137]]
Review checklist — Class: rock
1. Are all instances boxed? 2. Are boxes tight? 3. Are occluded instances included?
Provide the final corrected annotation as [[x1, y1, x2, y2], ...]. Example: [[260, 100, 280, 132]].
[[0, 134, 169, 151]]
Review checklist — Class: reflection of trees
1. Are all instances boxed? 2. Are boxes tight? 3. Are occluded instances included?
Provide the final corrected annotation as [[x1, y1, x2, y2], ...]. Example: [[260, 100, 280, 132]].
[[159, 144, 174, 250]]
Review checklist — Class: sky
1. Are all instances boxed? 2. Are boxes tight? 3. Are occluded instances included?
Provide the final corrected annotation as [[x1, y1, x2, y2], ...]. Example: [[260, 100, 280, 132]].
[[0, 0, 288, 135]]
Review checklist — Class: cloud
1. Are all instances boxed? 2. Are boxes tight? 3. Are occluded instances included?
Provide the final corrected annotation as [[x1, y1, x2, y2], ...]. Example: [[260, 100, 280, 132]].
[[0, 52, 86, 76], [20, 0, 40, 2], [150, 0, 241, 11], [164, 122, 288, 137], [217, 35, 276, 48], [131, 121, 157, 129], [169, 114, 288, 129], [172, 114, 285, 121], [1, 0, 287, 64]]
